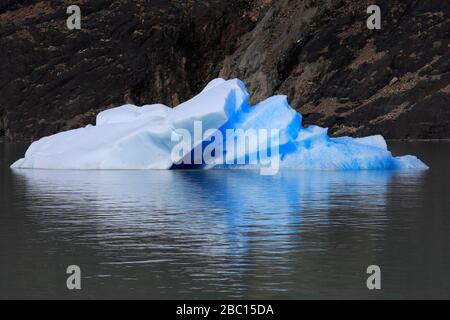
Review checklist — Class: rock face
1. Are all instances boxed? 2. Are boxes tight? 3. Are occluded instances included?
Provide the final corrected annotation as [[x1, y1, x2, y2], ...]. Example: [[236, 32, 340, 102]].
[[1, 0, 449, 141], [220, 0, 450, 139], [0, 0, 255, 141]]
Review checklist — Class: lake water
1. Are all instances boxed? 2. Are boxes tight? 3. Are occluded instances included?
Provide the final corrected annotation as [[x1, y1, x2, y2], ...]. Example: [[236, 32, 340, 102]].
[[0, 141, 449, 299]]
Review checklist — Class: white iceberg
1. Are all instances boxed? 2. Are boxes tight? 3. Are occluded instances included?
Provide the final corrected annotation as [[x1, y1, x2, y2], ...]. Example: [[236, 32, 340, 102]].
[[11, 78, 428, 171]]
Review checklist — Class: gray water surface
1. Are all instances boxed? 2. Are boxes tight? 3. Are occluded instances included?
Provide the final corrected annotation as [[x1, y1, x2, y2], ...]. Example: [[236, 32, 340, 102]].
[[0, 142, 449, 299]]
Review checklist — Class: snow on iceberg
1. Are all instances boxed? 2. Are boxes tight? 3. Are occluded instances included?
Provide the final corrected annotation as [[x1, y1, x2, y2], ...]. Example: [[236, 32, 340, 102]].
[[11, 78, 428, 171]]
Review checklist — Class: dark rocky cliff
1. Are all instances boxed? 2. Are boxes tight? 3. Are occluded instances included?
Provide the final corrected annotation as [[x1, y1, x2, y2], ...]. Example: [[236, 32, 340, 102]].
[[0, 0, 449, 141]]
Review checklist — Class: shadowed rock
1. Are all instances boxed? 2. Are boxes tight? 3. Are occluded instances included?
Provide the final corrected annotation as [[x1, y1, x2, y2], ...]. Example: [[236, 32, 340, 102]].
[[0, 0, 448, 141]]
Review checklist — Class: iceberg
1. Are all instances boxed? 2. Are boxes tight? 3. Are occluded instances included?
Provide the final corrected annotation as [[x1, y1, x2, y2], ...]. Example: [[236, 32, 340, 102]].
[[11, 78, 428, 172]]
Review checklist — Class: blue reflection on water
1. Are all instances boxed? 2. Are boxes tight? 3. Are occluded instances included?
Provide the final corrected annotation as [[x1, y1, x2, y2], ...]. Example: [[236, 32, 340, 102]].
[[9, 168, 425, 298], [11, 169, 410, 247]]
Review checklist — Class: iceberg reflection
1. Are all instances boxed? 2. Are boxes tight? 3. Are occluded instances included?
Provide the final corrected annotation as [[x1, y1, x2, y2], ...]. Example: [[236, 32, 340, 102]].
[[11, 168, 424, 297]]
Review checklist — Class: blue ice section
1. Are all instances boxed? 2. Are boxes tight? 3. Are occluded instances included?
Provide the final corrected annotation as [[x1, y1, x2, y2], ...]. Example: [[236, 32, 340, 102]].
[[216, 89, 427, 171]]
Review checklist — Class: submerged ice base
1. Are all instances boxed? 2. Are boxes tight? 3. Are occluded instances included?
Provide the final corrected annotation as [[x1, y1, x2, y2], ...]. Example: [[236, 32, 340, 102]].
[[11, 78, 428, 171]]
